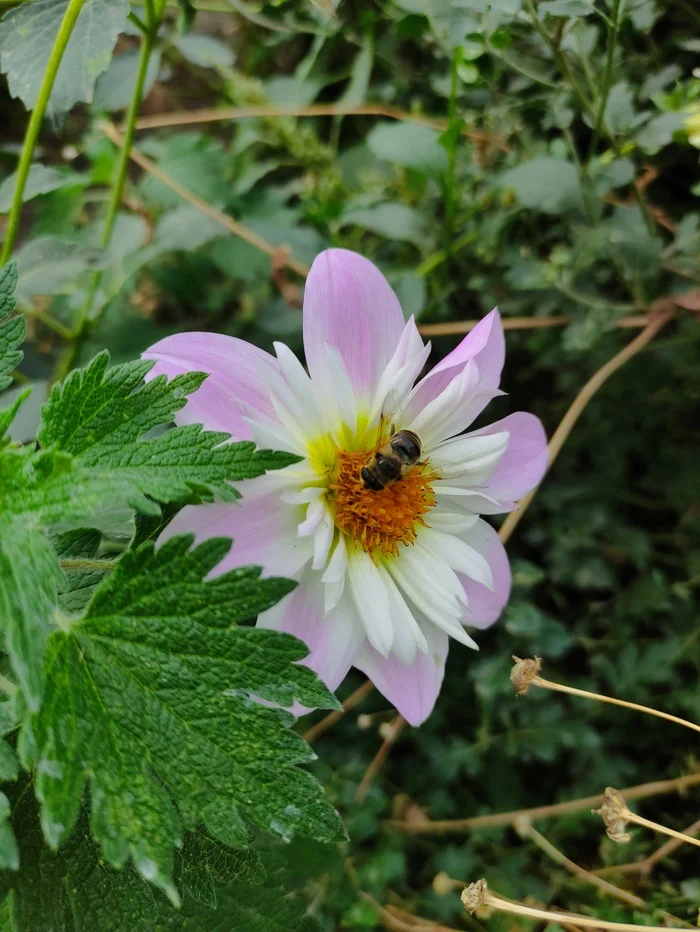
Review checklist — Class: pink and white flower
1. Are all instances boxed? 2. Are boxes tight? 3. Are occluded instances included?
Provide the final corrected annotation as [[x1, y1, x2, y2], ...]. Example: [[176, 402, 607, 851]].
[[144, 249, 547, 725]]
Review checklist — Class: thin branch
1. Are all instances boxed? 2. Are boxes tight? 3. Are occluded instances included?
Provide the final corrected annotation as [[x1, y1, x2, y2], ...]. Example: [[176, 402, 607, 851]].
[[418, 313, 651, 337], [514, 817, 646, 909], [595, 819, 700, 878], [497, 306, 675, 543], [130, 103, 510, 151], [100, 122, 310, 278], [0, 0, 87, 264], [302, 680, 375, 743], [587, 0, 622, 160], [463, 880, 685, 932], [58, 558, 116, 571], [360, 892, 460, 932], [385, 771, 700, 835], [355, 715, 407, 802]]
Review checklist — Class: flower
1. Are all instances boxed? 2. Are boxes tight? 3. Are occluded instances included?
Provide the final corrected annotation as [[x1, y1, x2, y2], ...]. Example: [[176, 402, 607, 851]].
[[143, 249, 547, 725]]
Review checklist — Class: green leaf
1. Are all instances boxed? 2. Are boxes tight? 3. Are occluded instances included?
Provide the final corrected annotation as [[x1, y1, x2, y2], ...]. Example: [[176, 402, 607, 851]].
[[28, 535, 344, 898], [93, 49, 162, 112], [53, 528, 113, 614], [140, 134, 231, 209], [604, 82, 639, 135], [500, 157, 583, 215], [0, 520, 62, 711], [0, 0, 130, 117], [38, 353, 297, 513], [14, 236, 103, 307], [636, 111, 685, 153], [0, 792, 18, 871], [367, 123, 448, 175], [173, 34, 235, 69], [338, 35, 374, 107], [0, 165, 86, 213], [539, 0, 595, 15], [4, 782, 318, 930], [340, 203, 428, 247], [0, 261, 24, 391]]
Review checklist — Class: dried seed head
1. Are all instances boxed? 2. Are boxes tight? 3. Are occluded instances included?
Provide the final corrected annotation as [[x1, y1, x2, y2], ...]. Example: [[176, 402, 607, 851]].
[[511, 656, 542, 695], [462, 879, 489, 914], [593, 787, 632, 843]]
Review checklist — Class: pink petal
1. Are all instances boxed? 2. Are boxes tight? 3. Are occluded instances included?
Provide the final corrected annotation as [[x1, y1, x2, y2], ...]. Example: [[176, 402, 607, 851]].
[[258, 572, 364, 696], [404, 309, 505, 422], [302, 249, 405, 402], [354, 621, 448, 726], [143, 332, 279, 439], [160, 479, 313, 579], [469, 412, 548, 508], [459, 519, 511, 630]]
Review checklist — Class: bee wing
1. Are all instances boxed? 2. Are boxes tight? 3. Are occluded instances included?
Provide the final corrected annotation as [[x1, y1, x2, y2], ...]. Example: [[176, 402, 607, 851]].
[[379, 388, 404, 428]]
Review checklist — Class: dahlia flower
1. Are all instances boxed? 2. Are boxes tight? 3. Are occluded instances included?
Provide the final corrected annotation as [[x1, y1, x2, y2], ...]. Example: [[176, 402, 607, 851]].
[[144, 249, 547, 725]]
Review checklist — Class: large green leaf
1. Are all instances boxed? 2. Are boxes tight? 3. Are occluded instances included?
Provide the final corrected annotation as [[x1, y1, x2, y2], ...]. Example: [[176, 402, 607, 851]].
[[0, 262, 23, 392], [0, 0, 129, 117], [26, 535, 344, 901], [500, 157, 583, 215]]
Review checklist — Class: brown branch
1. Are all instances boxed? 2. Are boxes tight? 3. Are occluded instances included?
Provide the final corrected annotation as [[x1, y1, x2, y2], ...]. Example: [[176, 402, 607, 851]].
[[302, 680, 375, 743], [497, 305, 675, 544], [355, 715, 407, 802], [130, 103, 510, 151], [360, 892, 461, 932], [594, 819, 700, 879], [385, 770, 700, 835], [100, 121, 310, 278], [418, 314, 651, 337], [515, 817, 646, 909]]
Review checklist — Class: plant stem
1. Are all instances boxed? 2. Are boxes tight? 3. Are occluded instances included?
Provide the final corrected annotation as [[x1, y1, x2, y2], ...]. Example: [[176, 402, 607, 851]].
[[302, 680, 376, 743], [55, 19, 157, 383], [385, 771, 700, 834], [521, 669, 700, 735], [443, 47, 463, 260], [463, 880, 684, 932], [0, 0, 87, 266], [588, 0, 621, 160]]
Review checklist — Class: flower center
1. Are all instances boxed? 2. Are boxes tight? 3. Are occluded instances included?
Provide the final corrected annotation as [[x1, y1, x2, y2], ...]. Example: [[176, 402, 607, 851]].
[[328, 447, 436, 557]]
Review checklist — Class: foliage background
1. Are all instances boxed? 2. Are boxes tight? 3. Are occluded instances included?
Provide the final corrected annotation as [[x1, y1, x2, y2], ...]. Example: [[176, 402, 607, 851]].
[[1, 0, 700, 928]]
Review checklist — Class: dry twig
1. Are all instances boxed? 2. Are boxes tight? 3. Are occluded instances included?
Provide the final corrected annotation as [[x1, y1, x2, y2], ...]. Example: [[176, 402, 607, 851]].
[[386, 771, 700, 834], [100, 121, 310, 277], [355, 716, 407, 802], [302, 680, 376, 743]]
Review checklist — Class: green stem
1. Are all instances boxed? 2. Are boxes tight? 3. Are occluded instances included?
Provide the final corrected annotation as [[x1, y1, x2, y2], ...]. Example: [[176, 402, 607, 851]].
[[443, 47, 463, 260], [588, 0, 622, 161], [0, 0, 87, 265], [54, 22, 157, 383]]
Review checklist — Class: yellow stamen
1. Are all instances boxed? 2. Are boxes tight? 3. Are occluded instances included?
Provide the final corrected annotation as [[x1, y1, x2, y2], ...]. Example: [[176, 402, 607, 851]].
[[328, 447, 435, 557]]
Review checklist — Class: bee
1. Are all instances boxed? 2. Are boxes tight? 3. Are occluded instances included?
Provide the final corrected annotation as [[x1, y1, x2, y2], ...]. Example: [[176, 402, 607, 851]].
[[360, 427, 423, 491]]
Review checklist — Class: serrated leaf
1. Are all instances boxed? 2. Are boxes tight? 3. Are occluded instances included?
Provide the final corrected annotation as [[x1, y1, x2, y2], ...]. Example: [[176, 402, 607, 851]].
[[0, 521, 62, 711], [53, 528, 113, 614], [0, 262, 24, 391], [2, 783, 284, 930], [0, 0, 130, 118], [38, 352, 298, 512], [29, 535, 344, 899]]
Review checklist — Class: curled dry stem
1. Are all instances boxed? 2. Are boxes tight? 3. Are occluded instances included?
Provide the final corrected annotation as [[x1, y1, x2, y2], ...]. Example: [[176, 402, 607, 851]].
[[510, 656, 700, 734], [462, 879, 683, 932], [594, 787, 700, 850]]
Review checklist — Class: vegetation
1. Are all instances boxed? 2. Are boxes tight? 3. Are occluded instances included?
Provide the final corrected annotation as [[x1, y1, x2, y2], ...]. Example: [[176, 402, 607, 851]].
[[0, 0, 699, 929]]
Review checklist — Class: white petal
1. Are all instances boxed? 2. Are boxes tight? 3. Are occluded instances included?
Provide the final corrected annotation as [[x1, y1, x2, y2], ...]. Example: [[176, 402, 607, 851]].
[[322, 536, 348, 613], [430, 432, 510, 484], [408, 360, 481, 445], [421, 527, 494, 590], [297, 499, 324, 538], [282, 486, 325, 505], [312, 510, 335, 570], [376, 562, 428, 663], [347, 549, 394, 657], [243, 412, 306, 457], [426, 511, 480, 534]]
